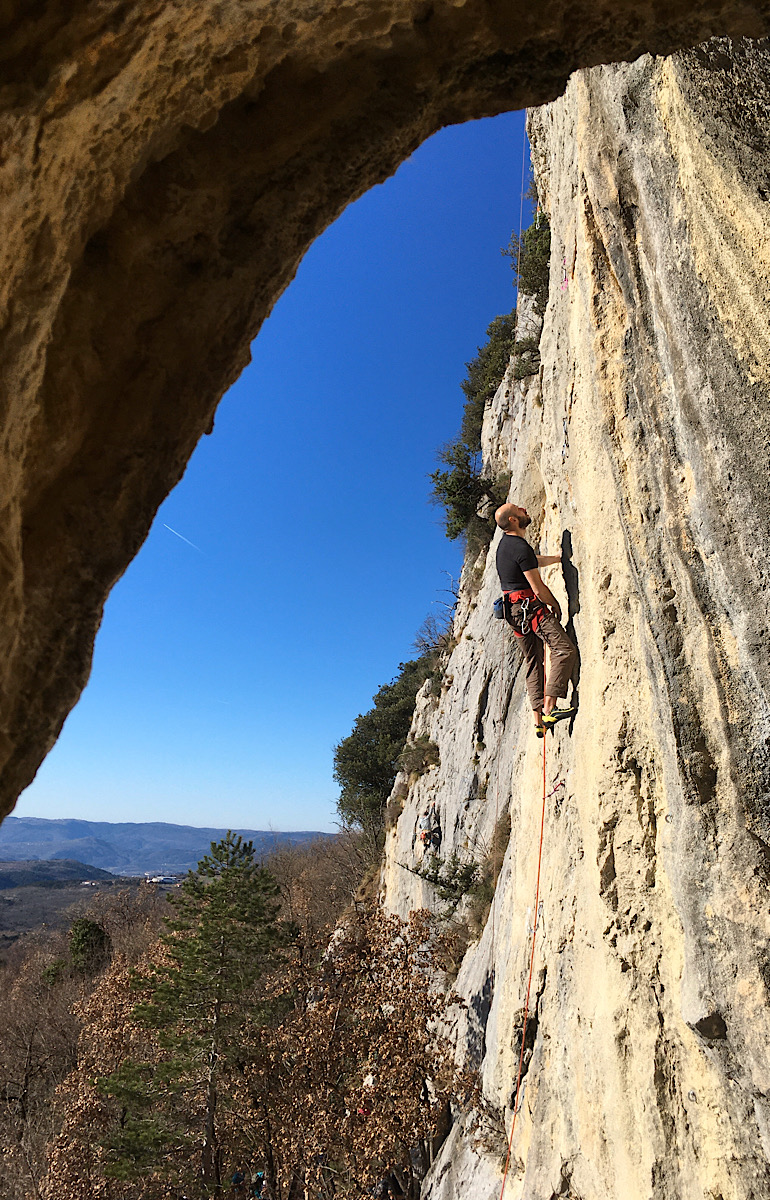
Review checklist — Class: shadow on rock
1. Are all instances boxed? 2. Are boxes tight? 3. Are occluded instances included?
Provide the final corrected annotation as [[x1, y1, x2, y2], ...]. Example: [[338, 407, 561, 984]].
[[562, 529, 581, 733]]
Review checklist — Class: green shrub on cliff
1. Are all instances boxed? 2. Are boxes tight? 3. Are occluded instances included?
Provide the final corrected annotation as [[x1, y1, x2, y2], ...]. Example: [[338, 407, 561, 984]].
[[430, 439, 494, 540], [334, 654, 436, 838], [430, 212, 550, 550], [503, 212, 551, 315], [429, 442, 510, 548], [460, 309, 518, 451], [397, 735, 440, 777], [512, 335, 541, 379]]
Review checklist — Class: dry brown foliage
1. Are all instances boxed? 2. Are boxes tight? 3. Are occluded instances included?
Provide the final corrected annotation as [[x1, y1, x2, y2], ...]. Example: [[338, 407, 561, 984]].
[[42, 952, 162, 1200], [40, 905, 468, 1200], [0, 943, 81, 1200], [265, 833, 369, 963], [243, 906, 468, 1200], [4, 848, 473, 1200], [0, 888, 167, 1200]]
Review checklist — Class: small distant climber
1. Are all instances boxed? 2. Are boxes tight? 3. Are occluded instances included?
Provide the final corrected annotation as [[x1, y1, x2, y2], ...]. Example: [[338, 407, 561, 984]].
[[495, 502, 577, 737], [417, 804, 441, 851]]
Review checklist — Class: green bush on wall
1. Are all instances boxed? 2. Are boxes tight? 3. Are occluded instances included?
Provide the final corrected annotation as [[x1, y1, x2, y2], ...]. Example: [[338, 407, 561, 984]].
[[503, 213, 551, 316], [430, 212, 550, 553], [334, 654, 437, 837], [397, 736, 440, 777], [430, 440, 503, 541], [512, 336, 541, 379], [409, 851, 481, 910], [460, 310, 518, 452]]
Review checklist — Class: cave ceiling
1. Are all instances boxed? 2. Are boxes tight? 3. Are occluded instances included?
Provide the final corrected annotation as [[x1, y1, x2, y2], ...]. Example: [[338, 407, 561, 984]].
[[2, 0, 770, 813]]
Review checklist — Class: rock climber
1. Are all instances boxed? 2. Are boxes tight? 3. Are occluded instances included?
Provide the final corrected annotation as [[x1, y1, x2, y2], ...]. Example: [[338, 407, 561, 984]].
[[494, 502, 577, 737], [417, 804, 441, 852]]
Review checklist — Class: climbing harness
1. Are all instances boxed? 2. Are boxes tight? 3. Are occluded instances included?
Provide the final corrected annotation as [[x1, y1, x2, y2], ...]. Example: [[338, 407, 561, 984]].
[[492, 591, 545, 635], [504, 587, 547, 637]]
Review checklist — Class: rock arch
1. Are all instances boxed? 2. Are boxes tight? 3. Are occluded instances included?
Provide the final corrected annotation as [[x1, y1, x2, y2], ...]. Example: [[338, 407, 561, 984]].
[[3, 0, 770, 812]]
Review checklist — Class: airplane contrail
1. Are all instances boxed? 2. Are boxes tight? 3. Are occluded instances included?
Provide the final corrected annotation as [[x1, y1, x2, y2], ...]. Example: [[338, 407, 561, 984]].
[[162, 523, 203, 552]]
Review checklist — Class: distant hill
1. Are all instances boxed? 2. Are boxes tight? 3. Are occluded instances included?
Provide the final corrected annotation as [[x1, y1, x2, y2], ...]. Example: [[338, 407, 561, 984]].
[[0, 859, 117, 888], [0, 817, 327, 876]]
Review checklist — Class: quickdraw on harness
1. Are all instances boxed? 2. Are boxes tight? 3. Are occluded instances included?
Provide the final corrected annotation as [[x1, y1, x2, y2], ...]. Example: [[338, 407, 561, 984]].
[[501, 587, 546, 638]]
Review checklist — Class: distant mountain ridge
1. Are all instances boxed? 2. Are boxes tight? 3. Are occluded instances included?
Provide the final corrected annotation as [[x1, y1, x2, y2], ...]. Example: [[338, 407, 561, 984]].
[[0, 817, 326, 876]]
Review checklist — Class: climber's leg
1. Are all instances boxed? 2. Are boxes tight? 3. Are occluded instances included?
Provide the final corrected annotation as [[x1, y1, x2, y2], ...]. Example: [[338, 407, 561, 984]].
[[520, 628, 545, 729], [537, 611, 577, 724]]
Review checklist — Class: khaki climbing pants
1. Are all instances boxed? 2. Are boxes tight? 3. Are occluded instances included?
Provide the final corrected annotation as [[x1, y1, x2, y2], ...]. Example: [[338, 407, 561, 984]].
[[511, 606, 577, 713]]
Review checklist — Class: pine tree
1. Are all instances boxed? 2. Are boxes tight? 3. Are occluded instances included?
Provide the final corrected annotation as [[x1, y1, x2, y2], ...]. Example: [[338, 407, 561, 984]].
[[98, 833, 288, 1196]]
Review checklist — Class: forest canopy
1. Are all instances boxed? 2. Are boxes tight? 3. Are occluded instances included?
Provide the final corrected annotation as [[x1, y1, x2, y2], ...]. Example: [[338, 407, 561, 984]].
[[2, 834, 467, 1200]]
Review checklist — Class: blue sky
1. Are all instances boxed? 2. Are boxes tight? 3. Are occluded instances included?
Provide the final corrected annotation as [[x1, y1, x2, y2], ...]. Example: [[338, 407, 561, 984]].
[[17, 110, 530, 833]]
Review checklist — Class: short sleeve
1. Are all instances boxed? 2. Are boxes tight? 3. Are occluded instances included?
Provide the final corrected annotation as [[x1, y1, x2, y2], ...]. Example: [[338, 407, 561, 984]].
[[516, 541, 538, 573]]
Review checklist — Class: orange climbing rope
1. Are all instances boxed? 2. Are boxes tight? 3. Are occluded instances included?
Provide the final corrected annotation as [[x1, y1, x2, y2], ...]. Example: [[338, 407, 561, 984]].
[[498, 734, 548, 1200], [490, 618, 505, 952], [492, 119, 560, 1194], [490, 115, 531, 951]]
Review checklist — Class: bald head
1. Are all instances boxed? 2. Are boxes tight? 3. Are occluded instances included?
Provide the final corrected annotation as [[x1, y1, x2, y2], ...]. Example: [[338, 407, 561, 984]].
[[495, 503, 516, 530], [495, 503, 532, 534]]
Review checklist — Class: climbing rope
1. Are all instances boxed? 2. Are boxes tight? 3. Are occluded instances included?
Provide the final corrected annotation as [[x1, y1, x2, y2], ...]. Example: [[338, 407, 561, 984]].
[[497, 734, 548, 1200], [491, 121, 559, 1193], [513, 118, 528, 318], [490, 618, 505, 953], [490, 114, 531, 954]]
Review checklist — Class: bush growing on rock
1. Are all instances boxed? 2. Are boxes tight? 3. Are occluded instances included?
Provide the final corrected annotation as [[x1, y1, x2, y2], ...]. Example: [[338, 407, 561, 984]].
[[460, 309, 518, 451], [430, 439, 510, 542], [334, 655, 437, 840], [512, 335, 541, 378], [504, 211, 551, 315], [397, 736, 440, 777]]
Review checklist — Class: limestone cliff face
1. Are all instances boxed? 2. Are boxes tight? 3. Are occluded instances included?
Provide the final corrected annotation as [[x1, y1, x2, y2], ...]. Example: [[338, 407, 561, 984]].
[[381, 39, 770, 1200], [5, 2, 770, 819]]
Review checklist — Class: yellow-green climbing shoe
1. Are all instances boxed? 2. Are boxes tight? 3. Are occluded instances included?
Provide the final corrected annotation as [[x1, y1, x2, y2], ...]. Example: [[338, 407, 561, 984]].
[[542, 705, 576, 728]]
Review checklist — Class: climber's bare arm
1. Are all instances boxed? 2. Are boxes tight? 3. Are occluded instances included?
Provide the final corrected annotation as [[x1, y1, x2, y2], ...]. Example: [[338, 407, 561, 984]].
[[524, 567, 562, 622], [536, 554, 561, 567]]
